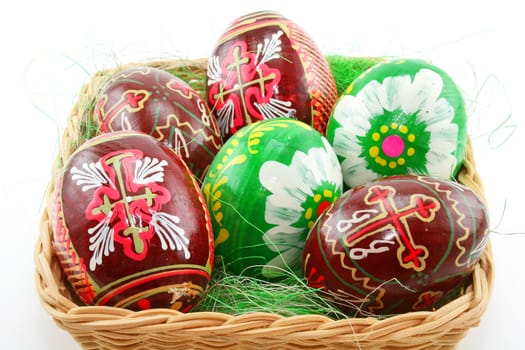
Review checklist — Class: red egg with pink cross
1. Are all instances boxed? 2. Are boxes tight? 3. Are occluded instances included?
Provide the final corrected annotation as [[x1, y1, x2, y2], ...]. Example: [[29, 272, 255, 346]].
[[51, 131, 214, 312], [206, 10, 338, 140]]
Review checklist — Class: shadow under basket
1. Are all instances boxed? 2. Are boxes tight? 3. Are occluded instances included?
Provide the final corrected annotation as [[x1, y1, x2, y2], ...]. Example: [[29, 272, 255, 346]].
[[34, 58, 494, 350]]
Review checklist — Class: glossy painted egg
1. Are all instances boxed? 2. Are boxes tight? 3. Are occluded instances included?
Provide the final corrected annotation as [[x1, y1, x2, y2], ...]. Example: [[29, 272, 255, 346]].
[[93, 67, 223, 181], [52, 131, 214, 312], [303, 175, 489, 316], [207, 10, 338, 140], [326, 59, 467, 188], [202, 118, 343, 279]]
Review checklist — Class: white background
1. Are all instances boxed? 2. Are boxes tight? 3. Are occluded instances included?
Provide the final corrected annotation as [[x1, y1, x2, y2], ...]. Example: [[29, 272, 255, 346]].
[[1, 0, 524, 349]]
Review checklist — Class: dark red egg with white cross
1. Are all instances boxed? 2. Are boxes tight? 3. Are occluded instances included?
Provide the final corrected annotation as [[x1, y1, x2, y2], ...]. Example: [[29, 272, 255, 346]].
[[51, 131, 214, 312], [207, 10, 338, 139], [93, 66, 223, 181], [303, 174, 489, 316]]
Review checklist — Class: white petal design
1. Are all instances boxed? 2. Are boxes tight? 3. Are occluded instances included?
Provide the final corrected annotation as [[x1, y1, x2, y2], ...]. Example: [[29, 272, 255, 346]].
[[333, 95, 372, 135], [260, 161, 308, 226], [255, 31, 283, 66], [341, 157, 378, 186], [259, 138, 342, 274], [207, 55, 222, 86], [216, 99, 235, 136], [71, 161, 112, 192], [260, 138, 342, 228], [262, 225, 304, 253], [254, 98, 296, 119], [151, 212, 190, 259], [332, 125, 363, 156], [88, 216, 115, 271], [331, 66, 459, 187], [334, 125, 378, 187], [383, 74, 410, 112], [360, 80, 387, 116], [134, 157, 167, 184], [419, 94, 454, 126]]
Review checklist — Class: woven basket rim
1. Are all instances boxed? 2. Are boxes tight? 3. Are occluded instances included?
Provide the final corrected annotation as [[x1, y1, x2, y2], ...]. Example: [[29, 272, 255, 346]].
[[34, 58, 495, 350]]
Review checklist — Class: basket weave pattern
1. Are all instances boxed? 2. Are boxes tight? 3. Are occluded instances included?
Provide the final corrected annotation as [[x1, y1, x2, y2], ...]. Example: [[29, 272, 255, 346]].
[[35, 59, 494, 350]]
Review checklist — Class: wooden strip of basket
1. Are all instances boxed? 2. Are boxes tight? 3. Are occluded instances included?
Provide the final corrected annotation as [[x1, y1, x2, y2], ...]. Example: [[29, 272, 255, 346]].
[[35, 58, 494, 350]]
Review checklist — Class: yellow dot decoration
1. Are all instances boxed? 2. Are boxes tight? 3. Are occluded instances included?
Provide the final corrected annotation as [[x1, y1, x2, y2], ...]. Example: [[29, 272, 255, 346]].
[[369, 146, 379, 158], [305, 208, 313, 220], [375, 157, 387, 166], [171, 301, 183, 311], [368, 122, 417, 169]]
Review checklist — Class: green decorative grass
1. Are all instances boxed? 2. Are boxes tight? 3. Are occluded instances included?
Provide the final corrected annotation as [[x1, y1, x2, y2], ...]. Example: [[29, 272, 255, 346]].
[[325, 55, 382, 95]]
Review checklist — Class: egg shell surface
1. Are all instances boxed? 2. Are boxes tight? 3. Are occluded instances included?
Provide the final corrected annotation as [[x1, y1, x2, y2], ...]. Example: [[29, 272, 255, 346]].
[[93, 66, 223, 181], [52, 131, 214, 312], [303, 174, 489, 316], [207, 10, 338, 140], [326, 59, 467, 188], [202, 118, 343, 279]]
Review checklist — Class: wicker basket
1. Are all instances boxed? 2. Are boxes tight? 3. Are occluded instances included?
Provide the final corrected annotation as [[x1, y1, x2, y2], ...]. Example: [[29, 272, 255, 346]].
[[34, 58, 494, 350]]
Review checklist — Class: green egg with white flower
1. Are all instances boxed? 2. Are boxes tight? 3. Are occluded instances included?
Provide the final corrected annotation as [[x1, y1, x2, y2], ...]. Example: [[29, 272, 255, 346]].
[[325, 58, 467, 189], [202, 118, 343, 279]]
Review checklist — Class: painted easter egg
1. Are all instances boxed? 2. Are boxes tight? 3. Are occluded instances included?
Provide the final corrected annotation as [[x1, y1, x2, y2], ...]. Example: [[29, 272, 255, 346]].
[[52, 131, 214, 312], [325, 59, 467, 188], [93, 66, 223, 181], [202, 118, 343, 279], [206, 10, 338, 140], [303, 175, 489, 316]]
